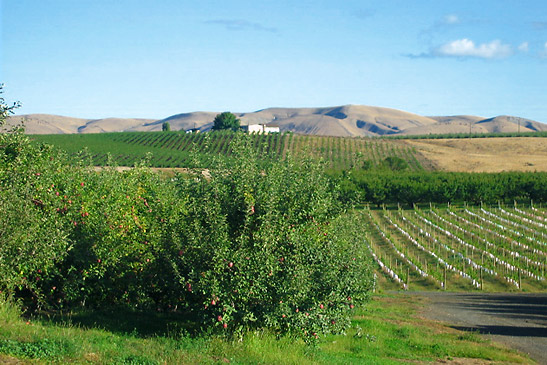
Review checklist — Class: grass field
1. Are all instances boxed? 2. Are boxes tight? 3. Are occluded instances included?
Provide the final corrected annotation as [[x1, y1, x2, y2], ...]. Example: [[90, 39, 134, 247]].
[[404, 137, 547, 172], [0, 293, 530, 364]]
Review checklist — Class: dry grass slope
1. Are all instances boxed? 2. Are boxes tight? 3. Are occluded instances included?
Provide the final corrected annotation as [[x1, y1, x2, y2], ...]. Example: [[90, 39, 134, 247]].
[[405, 137, 547, 172]]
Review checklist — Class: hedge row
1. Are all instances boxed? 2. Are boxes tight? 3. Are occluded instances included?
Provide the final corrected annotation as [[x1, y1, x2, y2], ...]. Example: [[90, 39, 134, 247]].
[[332, 169, 547, 205]]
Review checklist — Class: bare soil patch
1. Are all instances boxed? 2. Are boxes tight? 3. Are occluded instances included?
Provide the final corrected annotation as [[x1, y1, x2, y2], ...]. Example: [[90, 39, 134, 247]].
[[404, 137, 547, 172]]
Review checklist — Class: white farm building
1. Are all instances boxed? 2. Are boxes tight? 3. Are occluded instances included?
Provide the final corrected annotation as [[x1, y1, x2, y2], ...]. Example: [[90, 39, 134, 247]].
[[241, 124, 280, 134]]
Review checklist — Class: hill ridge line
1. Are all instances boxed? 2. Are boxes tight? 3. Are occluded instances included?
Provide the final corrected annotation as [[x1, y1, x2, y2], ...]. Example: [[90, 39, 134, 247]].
[[7, 104, 546, 137]]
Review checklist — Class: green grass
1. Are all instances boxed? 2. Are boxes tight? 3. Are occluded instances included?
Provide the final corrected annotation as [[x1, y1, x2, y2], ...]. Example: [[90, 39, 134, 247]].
[[0, 295, 530, 364], [319, 295, 530, 364]]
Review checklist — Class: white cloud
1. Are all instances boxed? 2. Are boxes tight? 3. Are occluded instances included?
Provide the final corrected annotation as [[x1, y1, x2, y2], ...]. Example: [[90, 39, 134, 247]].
[[434, 38, 513, 59], [443, 14, 460, 25], [518, 42, 529, 52]]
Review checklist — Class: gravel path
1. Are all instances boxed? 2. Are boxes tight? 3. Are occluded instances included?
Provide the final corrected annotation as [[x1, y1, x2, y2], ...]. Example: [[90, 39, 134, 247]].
[[408, 292, 547, 364]]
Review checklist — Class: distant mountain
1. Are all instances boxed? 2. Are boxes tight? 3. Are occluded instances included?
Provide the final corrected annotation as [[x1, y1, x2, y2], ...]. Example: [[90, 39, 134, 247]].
[[6, 105, 546, 137], [405, 115, 547, 135]]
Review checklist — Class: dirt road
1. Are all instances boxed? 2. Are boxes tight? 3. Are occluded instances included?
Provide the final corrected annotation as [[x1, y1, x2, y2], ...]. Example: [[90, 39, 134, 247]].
[[408, 292, 547, 364]]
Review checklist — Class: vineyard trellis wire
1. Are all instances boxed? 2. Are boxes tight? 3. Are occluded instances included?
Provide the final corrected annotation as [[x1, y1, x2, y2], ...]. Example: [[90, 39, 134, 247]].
[[365, 203, 547, 291]]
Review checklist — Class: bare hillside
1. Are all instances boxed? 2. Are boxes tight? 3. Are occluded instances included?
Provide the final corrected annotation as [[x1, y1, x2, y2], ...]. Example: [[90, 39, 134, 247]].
[[5, 114, 156, 134], [6, 105, 546, 137], [5, 114, 89, 134], [147, 105, 440, 137], [404, 115, 546, 135]]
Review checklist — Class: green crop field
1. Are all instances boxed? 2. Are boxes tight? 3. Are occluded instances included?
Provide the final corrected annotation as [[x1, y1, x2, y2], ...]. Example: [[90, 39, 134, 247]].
[[30, 131, 425, 170]]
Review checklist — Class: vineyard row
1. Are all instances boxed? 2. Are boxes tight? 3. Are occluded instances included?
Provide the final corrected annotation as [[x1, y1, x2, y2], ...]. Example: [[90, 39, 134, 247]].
[[365, 203, 547, 292], [31, 132, 423, 170]]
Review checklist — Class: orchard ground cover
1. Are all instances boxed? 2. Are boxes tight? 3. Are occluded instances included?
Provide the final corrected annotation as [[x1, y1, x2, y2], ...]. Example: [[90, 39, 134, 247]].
[[0, 294, 530, 364]]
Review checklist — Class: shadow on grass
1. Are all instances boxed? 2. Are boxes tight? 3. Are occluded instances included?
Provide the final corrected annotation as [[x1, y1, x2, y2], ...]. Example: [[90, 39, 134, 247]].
[[38, 308, 202, 338]]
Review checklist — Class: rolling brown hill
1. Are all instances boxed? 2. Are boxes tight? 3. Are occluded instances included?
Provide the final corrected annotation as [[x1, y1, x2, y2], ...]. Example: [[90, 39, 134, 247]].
[[404, 115, 547, 135], [5, 105, 546, 137], [4, 114, 155, 134]]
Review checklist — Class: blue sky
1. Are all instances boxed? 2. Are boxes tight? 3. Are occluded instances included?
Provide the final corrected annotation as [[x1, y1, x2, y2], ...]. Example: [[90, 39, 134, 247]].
[[2, 0, 547, 122]]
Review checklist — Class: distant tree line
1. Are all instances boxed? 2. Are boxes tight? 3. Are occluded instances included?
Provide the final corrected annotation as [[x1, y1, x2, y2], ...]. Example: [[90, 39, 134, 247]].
[[329, 169, 547, 205]]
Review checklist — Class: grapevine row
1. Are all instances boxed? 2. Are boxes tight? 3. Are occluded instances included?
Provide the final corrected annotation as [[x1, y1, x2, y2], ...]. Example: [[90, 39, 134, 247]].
[[365, 205, 547, 291]]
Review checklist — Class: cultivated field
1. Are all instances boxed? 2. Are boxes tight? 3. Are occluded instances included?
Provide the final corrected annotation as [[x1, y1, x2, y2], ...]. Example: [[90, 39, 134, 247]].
[[31, 132, 425, 170], [366, 204, 547, 293]]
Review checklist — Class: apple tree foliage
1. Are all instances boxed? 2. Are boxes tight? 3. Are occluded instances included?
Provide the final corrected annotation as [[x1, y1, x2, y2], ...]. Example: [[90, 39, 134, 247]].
[[0, 119, 374, 339], [163, 137, 374, 338]]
